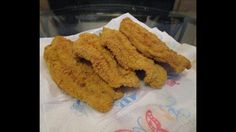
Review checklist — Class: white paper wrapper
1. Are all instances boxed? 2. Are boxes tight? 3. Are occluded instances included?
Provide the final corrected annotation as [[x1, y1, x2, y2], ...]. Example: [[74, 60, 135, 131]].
[[40, 13, 196, 132]]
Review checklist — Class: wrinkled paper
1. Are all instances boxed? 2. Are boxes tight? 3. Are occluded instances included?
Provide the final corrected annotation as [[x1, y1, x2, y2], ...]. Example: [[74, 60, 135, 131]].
[[40, 13, 196, 132]]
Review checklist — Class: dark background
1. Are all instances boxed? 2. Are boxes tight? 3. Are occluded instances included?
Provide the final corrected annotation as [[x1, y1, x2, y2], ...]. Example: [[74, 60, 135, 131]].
[[40, 0, 196, 45]]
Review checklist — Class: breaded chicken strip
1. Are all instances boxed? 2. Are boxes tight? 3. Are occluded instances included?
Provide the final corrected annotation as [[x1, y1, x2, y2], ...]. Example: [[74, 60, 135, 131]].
[[73, 33, 140, 88], [44, 36, 123, 112], [120, 18, 191, 73], [100, 28, 167, 88]]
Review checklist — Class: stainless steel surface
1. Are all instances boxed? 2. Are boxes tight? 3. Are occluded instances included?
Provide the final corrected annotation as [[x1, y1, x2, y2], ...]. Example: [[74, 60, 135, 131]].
[[40, 4, 196, 45]]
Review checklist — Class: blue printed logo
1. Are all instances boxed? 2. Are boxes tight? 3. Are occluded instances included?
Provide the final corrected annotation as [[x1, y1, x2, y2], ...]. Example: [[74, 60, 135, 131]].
[[71, 100, 87, 116], [115, 91, 137, 108]]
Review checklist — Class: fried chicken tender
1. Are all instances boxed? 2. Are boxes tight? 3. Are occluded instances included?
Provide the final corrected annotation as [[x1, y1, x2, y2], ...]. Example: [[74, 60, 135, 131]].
[[120, 18, 191, 73], [73, 33, 140, 88], [100, 28, 167, 88], [44, 36, 123, 112]]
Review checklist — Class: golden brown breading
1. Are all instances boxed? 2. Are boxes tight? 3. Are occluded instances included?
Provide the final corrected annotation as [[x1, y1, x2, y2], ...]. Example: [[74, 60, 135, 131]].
[[44, 36, 123, 112], [100, 28, 167, 88], [73, 33, 140, 88], [120, 18, 191, 73]]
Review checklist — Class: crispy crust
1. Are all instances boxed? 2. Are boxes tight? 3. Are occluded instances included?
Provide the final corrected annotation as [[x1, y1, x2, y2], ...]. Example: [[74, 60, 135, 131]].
[[120, 18, 191, 73], [44, 36, 123, 112], [73, 33, 140, 88], [100, 28, 167, 88]]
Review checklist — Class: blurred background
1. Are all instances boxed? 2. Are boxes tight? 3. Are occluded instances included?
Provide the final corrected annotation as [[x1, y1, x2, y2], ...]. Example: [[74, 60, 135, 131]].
[[40, 0, 196, 46]]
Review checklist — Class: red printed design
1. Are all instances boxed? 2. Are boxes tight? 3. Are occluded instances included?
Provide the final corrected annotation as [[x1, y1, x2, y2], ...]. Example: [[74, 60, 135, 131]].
[[146, 110, 168, 132], [166, 80, 179, 87], [115, 109, 168, 132], [114, 129, 132, 132]]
